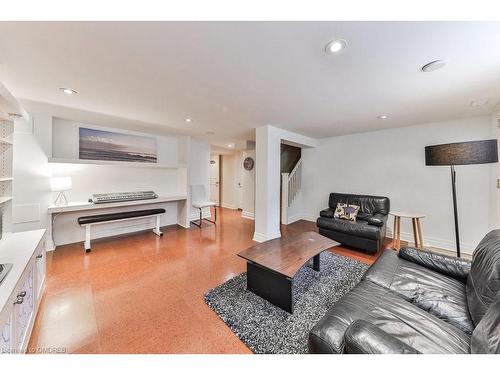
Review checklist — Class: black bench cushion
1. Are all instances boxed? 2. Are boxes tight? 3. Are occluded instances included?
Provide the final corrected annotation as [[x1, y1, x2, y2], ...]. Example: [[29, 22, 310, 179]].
[[77, 209, 165, 225]]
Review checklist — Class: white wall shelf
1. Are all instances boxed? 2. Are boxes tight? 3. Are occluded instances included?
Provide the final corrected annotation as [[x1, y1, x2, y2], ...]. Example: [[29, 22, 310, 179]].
[[0, 196, 12, 204], [48, 157, 186, 169], [0, 177, 13, 182]]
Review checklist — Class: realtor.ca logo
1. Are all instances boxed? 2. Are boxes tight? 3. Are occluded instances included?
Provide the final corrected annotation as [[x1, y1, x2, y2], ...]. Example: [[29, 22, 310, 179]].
[[1, 347, 66, 354]]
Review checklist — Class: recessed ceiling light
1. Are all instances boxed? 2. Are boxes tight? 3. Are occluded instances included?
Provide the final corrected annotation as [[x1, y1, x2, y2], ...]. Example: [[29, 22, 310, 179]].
[[325, 39, 347, 54], [378, 115, 388, 119], [421, 60, 447, 72], [60, 87, 78, 95], [227, 144, 234, 148], [185, 118, 192, 123]]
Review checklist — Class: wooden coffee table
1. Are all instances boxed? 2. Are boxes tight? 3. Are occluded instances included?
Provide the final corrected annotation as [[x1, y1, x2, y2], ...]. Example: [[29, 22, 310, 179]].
[[238, 231, 339, 313]]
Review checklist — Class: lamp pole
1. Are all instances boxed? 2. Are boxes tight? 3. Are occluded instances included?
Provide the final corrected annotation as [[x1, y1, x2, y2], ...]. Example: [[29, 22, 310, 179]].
[[450, 165, 460, 257]]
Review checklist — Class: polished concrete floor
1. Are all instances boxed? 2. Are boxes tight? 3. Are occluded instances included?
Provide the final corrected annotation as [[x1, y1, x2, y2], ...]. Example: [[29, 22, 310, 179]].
[[28, 208, 390, 354]]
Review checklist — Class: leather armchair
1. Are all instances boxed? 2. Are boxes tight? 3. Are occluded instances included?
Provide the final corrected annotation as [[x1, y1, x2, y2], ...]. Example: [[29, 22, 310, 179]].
[[316, 193, 390, 254]]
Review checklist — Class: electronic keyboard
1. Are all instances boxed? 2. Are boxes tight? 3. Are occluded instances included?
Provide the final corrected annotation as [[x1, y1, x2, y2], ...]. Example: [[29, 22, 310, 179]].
[[91, 191, 158, 204]]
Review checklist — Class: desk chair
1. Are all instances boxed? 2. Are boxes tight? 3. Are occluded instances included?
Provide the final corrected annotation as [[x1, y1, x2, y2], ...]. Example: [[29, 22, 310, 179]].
[[191, 184, 217, 227]]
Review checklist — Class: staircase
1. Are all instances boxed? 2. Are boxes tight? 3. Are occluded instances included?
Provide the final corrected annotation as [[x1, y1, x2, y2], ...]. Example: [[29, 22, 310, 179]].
[[281, 158, 302, 224]]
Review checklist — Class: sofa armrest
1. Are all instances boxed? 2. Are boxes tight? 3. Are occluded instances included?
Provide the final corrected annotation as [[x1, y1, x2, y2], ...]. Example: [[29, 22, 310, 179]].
[[399, 247, 471, 281], [320, 208, 335, 218], [345, 320, 420, 354], [366, 213, 386, 227]]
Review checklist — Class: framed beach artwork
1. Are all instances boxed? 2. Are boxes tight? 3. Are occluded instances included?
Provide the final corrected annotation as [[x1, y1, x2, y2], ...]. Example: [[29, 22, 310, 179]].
[[79, 127, 157, 163]]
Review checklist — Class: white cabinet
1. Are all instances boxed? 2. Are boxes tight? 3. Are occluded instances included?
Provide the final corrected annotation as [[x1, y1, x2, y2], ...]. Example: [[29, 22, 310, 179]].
[[34, 241, 46, 300], [0, 230, 46, 354], [13, 267, 34, 351]]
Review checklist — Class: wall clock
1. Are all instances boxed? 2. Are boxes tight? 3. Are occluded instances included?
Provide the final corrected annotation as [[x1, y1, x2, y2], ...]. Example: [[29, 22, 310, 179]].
[[243, 157, 254, 171]]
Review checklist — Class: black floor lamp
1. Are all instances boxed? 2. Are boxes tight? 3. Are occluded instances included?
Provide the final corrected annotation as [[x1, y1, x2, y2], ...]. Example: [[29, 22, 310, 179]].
[[425, 139, 498, 257]]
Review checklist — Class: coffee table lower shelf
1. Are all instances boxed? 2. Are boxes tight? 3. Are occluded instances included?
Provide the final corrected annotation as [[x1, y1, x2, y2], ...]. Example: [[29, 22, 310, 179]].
[[246, 254, 320, 314]]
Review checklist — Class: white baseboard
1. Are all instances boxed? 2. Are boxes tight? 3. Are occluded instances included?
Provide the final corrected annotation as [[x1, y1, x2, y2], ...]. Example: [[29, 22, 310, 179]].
[[386, 228, 475, 255], [286, 213, 303, 225], [252, 231, 281, 243], [241, 210, 254, 220], [299, 214, 317, 222], [221, 203, 237, 210]]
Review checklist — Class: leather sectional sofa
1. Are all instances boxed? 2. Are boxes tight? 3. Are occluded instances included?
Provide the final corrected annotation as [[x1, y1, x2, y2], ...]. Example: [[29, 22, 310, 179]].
[[316, 193, 390, 254], [308, 229, 500, 354]]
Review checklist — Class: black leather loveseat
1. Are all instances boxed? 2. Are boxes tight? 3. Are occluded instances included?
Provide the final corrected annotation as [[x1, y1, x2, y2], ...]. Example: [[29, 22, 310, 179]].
[[308, 230, 500, 354], [316, 193, 390, 254]]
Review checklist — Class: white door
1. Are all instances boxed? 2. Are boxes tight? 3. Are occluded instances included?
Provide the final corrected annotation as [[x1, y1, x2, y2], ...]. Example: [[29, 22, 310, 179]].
[[210, 155, 220, 205]]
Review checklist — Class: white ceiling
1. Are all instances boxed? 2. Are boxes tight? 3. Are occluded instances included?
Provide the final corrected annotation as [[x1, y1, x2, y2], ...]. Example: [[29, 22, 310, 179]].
[[1, 21, 500, 145]]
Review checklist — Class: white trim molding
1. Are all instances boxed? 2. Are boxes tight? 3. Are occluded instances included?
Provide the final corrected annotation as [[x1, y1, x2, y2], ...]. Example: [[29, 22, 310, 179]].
[[385, 228, 475, 255], [286, 213, 303, 225], [300, 214, 318, 222], [241, 210, 255, 220], [252, 231, 281, 243]]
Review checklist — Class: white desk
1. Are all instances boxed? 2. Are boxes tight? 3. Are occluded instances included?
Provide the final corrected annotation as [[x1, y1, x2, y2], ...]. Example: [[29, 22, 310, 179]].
[[46, 196, 188, 250]]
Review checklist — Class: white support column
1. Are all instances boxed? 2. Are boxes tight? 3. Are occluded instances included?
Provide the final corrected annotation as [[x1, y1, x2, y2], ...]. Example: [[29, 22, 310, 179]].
[[254, 126, 318, 243], [254, 126, 282, 242]]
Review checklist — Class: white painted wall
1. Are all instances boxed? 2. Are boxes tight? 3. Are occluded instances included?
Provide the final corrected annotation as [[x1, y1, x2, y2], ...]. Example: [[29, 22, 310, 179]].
[[241, 150, 256, 219], [217, 150, 256, 218], [489, 109, 500, 230], [235, 151, 243, 209], [12, 114, 51, 233], [189, 140, 211, 220], [11, 113, 200, 248], [221, 154, 238, 209], [301, 116, 496, 254]]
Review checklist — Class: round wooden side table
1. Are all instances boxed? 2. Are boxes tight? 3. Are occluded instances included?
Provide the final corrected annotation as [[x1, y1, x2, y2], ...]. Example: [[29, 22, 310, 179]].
[[389, 211, 425, 250]]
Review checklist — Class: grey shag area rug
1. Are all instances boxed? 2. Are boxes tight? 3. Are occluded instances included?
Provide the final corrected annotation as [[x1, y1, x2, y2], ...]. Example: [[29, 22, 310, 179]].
[[204, 252, 368, 354]]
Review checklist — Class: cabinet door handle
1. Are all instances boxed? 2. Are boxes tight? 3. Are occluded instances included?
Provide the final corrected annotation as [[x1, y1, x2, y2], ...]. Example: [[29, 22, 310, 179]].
[[17, 291, 27, 298], [36, 254, 43, 259], [13, 296, 24, 305]]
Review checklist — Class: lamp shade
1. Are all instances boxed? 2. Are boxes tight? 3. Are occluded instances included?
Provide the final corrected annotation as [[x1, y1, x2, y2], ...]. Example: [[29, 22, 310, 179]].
[[425, 139, 498, 166], [50, 177, 72, 192]]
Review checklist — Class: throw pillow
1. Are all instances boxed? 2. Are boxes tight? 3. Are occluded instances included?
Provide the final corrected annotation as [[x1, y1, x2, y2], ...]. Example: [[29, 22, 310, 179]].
[[334, 203, 360, 222]]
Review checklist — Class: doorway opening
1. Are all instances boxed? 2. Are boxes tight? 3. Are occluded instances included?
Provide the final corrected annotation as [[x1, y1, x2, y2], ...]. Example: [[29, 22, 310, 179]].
[[280, 143, 302, 225], [210, 154, 221, 206], [210, 145, 256, 220]]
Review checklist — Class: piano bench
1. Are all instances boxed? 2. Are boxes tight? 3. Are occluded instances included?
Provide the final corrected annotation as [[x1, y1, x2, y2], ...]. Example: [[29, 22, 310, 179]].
[[77, 208, 166, 253]]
